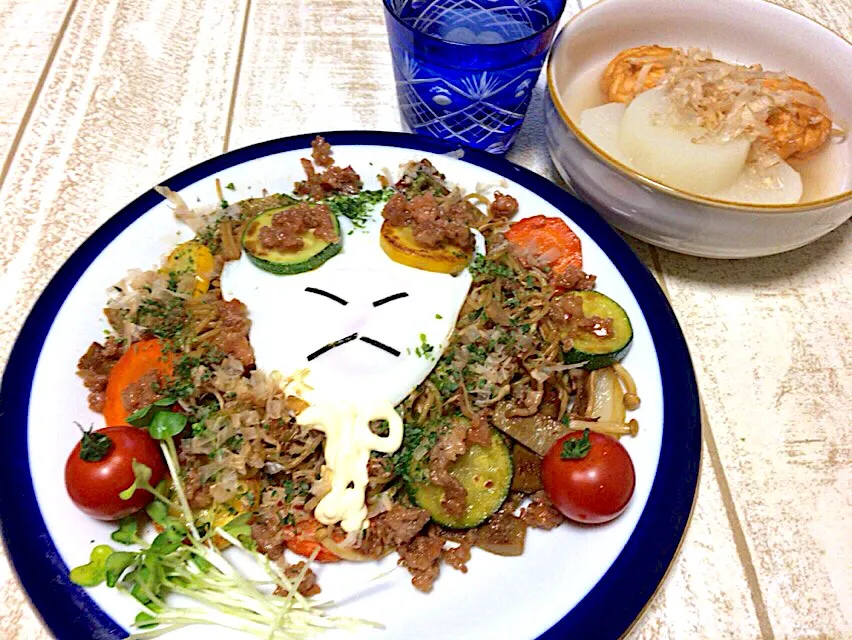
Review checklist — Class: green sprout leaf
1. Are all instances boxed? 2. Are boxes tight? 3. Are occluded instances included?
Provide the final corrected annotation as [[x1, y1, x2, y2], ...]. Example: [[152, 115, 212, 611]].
[[104, 551, 137, 588], [148, 411, 187, 440], [150, 530, 182, 555], [127, 565, 153, 605], [111, 516, 138, 545], [222, 513, 253, 545], [119, 460, 153, 500], [126, 397, 177, 428], [561, 429, 592, 460], [134, 612, 158, 629], [146, 500, 168, 524], [192, 555, 212, 572], [69, 544, 113, 587]]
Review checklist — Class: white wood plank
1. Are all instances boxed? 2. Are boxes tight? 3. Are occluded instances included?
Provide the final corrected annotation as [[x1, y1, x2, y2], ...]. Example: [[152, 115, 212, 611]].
[[652, 2, 852, 637], [627, 439, 765, 639], [657, 225, 852, 638], [226, 0, 400, 149], [0, 0, 72, 179], [0, 1, 246, 636]]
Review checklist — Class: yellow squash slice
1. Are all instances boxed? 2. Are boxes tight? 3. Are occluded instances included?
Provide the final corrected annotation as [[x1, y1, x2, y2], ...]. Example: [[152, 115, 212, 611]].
[[162, 241, 215, 296], [379, 221, 473, 275]]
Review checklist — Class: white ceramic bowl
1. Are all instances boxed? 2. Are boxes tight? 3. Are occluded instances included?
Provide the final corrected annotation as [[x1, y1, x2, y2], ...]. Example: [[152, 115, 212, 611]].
[[544, 0, 852, 259]]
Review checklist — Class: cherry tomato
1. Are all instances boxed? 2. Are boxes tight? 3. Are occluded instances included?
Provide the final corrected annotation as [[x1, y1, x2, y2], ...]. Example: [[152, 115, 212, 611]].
[[65, 426, 167, 521], [541, 429, 635, 524]]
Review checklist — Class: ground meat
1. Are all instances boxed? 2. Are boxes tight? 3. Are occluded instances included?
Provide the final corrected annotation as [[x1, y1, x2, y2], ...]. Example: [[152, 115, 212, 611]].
[[520, 491, 564, 530], [549, 293, 613, 341], [510, 443, 543, 493], [477, 502, 527, 556], [577, 314, 613, 338], [311, 136, 334, 168], [274, 562, 321, 597], [179, 454, 213, 510], [569, 369, 591, 417], [367, 457, 394, 487], [555, 292, 585, 321], [436, 527, 476, 573], [206, 299, 254, 367], [488, 191, 518, 219], [294, 141, 363, 200], [251, 509, 298, 560], [431, 524, 476, 545], [382, 192, 474, 250], [397, 535, 444, 592], [428, 423, 470, 517], [120, 369, 162, 416], [251, 521, 288, 560], [295, 159, 323, 200], [466, 412, 492, 447], [77, 338, 124, 412], [254, 203, 338, 252], [443, 200, 480, 226], [553, 265, 596, 291], [442, 541, 473, 573], [358, 505, 430, 558], [381, 192, 410, 226]]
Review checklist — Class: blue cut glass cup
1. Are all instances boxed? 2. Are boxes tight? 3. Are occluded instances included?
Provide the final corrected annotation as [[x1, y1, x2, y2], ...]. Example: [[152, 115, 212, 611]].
[[383, 0, 567, 154]]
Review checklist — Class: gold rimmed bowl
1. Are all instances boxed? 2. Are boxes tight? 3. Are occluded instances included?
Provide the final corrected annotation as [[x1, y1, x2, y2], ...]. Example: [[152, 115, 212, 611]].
[[544, 0, 852, 259]]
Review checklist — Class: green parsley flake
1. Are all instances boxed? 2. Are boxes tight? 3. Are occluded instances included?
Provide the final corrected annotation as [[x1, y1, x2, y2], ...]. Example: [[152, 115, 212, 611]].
[[414, 333, 435, 360], [469, 254, 514, 279], [326, 188, 393, 229]]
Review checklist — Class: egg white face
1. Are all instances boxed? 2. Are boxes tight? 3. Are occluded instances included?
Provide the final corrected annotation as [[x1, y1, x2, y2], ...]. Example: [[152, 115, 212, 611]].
[[221, 206, 484, 406]]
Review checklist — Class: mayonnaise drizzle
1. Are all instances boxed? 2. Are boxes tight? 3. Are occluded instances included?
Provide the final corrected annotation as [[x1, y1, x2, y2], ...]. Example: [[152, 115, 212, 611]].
[[296, 399, 403, 533]]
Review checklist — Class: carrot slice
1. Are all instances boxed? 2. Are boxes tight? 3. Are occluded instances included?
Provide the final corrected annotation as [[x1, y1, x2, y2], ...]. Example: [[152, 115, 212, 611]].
[[286, 518, 341, 563], [102, 339, 174, 426], [504, 215, 582, 273]]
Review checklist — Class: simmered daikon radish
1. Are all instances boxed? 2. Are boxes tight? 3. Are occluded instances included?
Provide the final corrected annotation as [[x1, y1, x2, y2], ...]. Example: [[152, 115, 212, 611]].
[[619, 88, 751, 193], [579, 102, 628, 163], [711, 160, 803, 205]]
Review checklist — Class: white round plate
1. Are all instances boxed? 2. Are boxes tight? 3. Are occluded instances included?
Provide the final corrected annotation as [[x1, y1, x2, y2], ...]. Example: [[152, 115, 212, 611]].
[[0, 131, 700, 640]]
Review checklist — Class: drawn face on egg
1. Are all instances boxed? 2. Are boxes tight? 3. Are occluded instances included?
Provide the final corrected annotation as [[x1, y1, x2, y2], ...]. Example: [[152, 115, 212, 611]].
[[220, 211, 484, 406]]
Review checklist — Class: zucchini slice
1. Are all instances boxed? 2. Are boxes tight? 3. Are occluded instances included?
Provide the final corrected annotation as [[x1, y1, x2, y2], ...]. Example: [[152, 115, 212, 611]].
[[564, 291, 633, 370], [242, 205, 341, 275], [409, 427, 512, 529]]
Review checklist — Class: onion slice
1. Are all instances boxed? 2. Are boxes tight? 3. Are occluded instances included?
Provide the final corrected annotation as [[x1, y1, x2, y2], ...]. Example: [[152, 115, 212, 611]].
[[586, 367, 626, 424]]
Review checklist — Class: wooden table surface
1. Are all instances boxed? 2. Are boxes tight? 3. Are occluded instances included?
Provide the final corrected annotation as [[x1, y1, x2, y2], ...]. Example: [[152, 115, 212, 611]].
[[0, 0, 849, 638]]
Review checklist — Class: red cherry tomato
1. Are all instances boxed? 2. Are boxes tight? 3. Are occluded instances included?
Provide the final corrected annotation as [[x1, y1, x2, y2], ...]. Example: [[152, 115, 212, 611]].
[[541, 430, 635, 524], [65, 426, 167, 521]]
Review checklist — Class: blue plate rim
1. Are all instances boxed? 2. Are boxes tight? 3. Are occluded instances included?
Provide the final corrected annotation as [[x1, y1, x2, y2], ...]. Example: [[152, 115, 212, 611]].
[[0, 130, 700, 640]]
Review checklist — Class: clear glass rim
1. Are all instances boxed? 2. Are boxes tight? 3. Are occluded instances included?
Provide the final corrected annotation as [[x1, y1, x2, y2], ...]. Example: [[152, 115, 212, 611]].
[[382, 0, 568, 49]]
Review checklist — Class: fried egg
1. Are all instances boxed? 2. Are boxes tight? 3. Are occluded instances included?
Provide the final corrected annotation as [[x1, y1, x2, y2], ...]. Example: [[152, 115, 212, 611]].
[[221, 204, 484, 407]]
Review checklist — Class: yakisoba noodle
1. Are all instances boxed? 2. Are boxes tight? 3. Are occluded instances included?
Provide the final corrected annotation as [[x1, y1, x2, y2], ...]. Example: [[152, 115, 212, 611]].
[[67, 139, 642, 633]]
